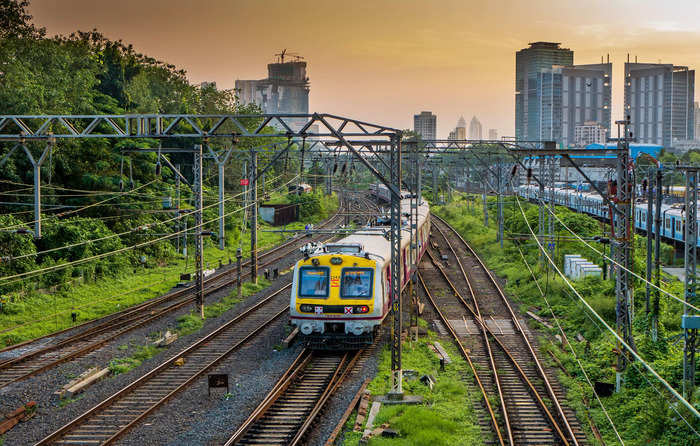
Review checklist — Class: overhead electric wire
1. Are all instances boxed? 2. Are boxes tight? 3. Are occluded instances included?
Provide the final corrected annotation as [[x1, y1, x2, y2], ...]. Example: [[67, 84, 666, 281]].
[[0, 174, 299, 283], [512, 192, 700, 422], [515, 243, 625, 445], [539, 198, 700, 314], [0, 179, 159, 232], [2, 173, 287, 263]]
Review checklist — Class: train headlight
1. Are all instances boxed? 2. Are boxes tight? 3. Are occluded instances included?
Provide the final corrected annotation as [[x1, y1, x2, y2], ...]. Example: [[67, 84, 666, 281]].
[[300, 323, 314, 335], [354, 305, 370, 314], [330, 257, 343, 265], [299, 304, 314, 313]]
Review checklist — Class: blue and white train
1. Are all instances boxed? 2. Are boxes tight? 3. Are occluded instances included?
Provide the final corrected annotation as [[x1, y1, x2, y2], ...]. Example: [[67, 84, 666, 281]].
[[517, 184, 697, 246]]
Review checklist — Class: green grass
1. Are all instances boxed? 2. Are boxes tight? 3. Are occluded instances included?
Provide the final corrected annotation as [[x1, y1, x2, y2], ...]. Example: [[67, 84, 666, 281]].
[[341, 331, 484, 446], [108, 344, 161, 376], [0, 193, 337, 347]]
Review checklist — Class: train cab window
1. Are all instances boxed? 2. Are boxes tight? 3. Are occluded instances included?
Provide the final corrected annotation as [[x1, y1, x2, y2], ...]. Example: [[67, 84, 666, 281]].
[[341, 268, 373, 299], [298, 267, 330, 298]]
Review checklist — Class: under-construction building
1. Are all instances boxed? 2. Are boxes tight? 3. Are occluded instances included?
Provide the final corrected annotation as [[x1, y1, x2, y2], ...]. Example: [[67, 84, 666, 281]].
[[235, 53, 310, 130]]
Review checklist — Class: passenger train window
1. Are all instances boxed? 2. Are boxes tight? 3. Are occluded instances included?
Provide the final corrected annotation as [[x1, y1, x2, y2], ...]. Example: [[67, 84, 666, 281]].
[[340, 268, 374, 299], [298, 267, 330, 297]]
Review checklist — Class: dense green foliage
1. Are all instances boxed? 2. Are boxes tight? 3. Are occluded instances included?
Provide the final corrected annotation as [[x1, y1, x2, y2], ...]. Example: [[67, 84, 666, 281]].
[[437, 194, 700, 445], [0, 1, 309, 296]]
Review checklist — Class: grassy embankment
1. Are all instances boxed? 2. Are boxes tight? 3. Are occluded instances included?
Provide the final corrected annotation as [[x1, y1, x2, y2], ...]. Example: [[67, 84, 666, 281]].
[[341, 321, 484, 446], [434, 194, 699, 446], [0, 192, 338, 347]]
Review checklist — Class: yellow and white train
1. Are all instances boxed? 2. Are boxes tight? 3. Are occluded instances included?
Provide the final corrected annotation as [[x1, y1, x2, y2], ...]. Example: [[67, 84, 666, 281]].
[[289, 198, 430, 349]]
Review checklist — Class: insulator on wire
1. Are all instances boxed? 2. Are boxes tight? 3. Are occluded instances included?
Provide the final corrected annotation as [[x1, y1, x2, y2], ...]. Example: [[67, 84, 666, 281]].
[[119, 179, 124, 192], [155, 161, 162, 177], [526, 167, 532, 184], [510, 165, 518, 177], [333, 163, 338, 174], [341, 163, 347, 175]]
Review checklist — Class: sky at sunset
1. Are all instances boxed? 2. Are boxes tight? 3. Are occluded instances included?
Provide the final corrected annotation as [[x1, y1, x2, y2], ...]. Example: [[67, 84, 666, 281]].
[[30, 0, 700, 138]]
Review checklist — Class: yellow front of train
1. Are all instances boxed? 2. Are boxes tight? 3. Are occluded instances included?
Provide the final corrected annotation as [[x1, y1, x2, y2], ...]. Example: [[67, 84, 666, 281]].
[[289, 248, 385, 350]]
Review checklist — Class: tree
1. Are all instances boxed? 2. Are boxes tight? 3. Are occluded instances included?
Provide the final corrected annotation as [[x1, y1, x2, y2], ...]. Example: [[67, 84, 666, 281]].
[[0, 0, 44, 39]]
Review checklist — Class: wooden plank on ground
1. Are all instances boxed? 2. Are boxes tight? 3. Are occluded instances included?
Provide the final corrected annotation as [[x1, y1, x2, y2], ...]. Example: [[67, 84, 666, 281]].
[[325, 378, 371, 446]]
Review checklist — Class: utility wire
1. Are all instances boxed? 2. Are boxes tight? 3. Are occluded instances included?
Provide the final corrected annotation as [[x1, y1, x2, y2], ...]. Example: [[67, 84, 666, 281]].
[[0, 174, 298, 283], [0, 179, 159, 232], [537, 197, 700, 314], [515, 243, 625, 445], [513, 192, 700, 421], [2, 173, 286, 263]]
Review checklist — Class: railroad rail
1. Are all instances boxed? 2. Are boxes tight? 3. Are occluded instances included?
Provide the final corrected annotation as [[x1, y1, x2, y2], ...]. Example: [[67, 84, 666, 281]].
[[420, 214, 586, 445], [225, 349, 362, 446], [34, 284, 293, 446], [30, 195, 374, 446], [0, 202, 348, 389]]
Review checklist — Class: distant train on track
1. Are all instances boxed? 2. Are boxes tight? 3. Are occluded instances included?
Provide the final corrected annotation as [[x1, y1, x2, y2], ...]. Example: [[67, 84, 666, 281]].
[[368, 183, 415, 203], [288, 183, 313, 194], [289, 197, 430, 349], [518, 184, 699, 246]]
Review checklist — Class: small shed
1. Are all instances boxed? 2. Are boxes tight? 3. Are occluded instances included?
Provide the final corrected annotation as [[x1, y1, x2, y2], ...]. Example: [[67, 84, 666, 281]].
[[259, 203, 299, 226]]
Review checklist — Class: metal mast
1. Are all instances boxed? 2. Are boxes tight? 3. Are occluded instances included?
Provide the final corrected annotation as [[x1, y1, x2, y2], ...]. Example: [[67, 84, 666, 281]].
[[249, 148, 258, 284], [683, 167, 698, 399], [653, 169, 663, 341], [613, 117, 635, 391], [389, 132, 403, 396], [194, 144, 205, 318]]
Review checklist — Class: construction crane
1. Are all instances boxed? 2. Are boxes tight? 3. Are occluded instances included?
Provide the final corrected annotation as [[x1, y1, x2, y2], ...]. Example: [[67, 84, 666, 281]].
[[275, 49, 304, 63]]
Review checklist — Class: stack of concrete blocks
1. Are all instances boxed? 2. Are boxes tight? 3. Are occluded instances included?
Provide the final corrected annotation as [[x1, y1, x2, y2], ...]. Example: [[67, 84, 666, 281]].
[[564, 254, 602, 279]]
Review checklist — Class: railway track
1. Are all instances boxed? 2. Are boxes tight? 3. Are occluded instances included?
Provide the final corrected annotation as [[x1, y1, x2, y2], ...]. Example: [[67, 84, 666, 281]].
[[225, 349, 362, 446], [0, 204, 346, 389], [29, 195, 375, 446], [34, 284, 293, 446], [419, 214, 586, 445]]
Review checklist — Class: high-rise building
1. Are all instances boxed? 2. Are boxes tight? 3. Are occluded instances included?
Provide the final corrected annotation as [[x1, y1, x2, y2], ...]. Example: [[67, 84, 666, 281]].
[[235, 54, 310, 130], [448, 116, 467, 140], [695, 102, 700, 141], [413, 111, 437, 140], [536, 63, 612, 146], [624, 62, 695, 147], [488, 129, 498, 140], [469, 116, 482, 140], [516, 42, 574, 141], [574, 121, 607, 146]]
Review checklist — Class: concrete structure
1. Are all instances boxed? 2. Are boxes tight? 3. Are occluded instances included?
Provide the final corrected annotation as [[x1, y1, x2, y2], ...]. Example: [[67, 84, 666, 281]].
[[413, 111, 437, 140], [448, 116, 467, 140], [488, 128, 498, 140], [235, 55, 310, 130], [515, 42, 574, 141], [469, 116, 483, 140], [624, 62, 695, 147], [575, 121, 607, 146], [536, 63, 612, 147]]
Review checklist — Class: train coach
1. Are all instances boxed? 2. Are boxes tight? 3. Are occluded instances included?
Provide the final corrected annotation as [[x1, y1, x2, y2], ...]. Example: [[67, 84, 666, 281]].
[[518, 184, 699, 247], [289, 198, 430, 349]]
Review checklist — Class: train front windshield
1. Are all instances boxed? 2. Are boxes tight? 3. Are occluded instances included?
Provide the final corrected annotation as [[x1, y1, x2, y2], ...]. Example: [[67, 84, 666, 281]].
[[341, 268, 373, 298], [299, 267, 329, 297]]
